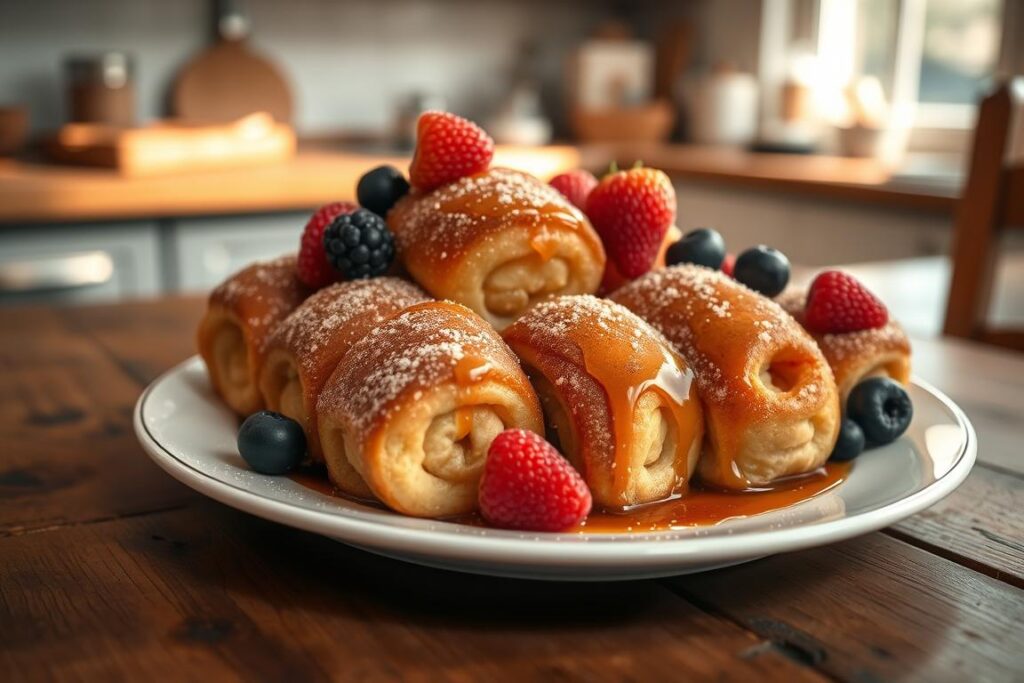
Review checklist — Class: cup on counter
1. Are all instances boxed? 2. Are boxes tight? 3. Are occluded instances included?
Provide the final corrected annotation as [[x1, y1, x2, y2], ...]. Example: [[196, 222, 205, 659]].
[[682, 64, 759, 146], [836, 124, 885, 159], [64, 52, 136, 126]]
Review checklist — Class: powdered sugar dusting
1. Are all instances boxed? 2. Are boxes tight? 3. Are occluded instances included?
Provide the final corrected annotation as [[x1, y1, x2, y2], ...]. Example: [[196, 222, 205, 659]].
[[320, 302, 520, 436], [611, 265, 825, 411], [209, 254, 308, 353], [268, 277, 428, 375], [504, 295, 689, 468], [511, 294, 676, 365], [388, 168, 589, 260]]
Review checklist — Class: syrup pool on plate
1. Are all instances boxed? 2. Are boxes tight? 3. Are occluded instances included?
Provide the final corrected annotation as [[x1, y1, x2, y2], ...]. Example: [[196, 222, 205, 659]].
[[289, 461, 851, 533], [576, 461, 849, 533]]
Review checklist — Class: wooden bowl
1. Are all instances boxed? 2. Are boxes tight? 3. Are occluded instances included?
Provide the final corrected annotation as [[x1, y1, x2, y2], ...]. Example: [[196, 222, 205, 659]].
[[0, 106, 29, 156], [570, 100, 676, 143]]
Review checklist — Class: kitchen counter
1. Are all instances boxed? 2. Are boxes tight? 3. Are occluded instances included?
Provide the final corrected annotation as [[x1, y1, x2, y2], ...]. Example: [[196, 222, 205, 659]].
[[1, 290, 1020, 681], [620, 144, 959, 214], [0, 143, 959, 224]]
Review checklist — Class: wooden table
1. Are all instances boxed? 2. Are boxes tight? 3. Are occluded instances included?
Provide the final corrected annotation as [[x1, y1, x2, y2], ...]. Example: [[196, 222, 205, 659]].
[[2, 297, 1022, 682]]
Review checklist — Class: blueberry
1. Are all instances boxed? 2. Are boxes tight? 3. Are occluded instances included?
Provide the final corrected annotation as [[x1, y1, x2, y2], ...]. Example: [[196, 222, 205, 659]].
[[665, 228, 726, 269], [237, 411, 306, 474], [830, 418, 866, 461], [357, 165, 410, 217], [847, 377, 913, 446], [733, 245, 790, 297]]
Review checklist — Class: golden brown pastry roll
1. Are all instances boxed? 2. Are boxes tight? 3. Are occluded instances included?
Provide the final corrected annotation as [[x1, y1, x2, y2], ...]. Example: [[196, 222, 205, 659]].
[[197, 255, 308, 415], [777, 288, 911, 403], [611, 265, 841, 490], [388, 167, 606, 330], [317, 301, 544, 517], [503, 295, 704, 508], [259, 278, 429, 496]]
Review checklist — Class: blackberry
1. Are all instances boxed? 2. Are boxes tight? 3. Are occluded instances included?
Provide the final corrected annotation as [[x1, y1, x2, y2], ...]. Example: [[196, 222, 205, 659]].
[[323, 208, 396, 279]]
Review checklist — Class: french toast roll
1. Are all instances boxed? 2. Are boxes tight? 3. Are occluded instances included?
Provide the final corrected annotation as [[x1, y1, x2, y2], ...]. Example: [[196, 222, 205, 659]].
[[503, 296, 704, 508], [777, 288, 911, 403], [317, 301, 544, 517], [259, 278, 429, 494], [387, 168, 606, 330], [197, 255, 308, 415], [611, 265, 841, 490]]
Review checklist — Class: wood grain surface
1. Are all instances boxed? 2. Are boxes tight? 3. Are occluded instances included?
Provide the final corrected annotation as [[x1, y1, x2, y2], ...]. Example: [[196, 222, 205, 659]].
[[1, 297, 1022, 682]]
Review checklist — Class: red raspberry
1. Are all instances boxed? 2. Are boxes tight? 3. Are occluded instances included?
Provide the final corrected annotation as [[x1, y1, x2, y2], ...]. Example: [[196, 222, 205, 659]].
[[722, 252, 736, 277], [549, 169, 598, 210], [479, 429, 592, 532], [586, 167, 676, 279], [409, 111, 494, 192], [805, 270, 889, 333], [297, 201, 357, 289]]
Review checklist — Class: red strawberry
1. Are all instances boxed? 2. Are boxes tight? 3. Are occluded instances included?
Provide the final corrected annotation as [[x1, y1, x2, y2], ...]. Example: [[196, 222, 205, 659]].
[[722, 252, 736, 277], [479, 429, 592, 532], [549, 169, 598, 210], [586, 168, 676, 279], [409, 111, 494, 192], [805, 270, 889, 333], [297, 201, 357, 288]]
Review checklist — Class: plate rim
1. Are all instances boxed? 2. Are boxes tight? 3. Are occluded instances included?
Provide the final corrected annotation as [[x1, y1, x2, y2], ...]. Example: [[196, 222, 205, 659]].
[[134, 356, 977, 570]]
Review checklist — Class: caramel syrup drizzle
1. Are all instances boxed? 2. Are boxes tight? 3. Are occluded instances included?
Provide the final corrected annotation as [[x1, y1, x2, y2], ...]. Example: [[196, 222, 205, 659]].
[[288, 461, 851, 534], [574, 322, 702, 505]]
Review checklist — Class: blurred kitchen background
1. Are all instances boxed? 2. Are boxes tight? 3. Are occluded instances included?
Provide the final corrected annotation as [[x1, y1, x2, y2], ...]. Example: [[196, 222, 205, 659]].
[[1, 0, 1022, 339]]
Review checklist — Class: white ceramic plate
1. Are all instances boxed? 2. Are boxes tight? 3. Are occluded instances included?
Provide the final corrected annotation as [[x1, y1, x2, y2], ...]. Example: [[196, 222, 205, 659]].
[[134, 356, 976, 581]]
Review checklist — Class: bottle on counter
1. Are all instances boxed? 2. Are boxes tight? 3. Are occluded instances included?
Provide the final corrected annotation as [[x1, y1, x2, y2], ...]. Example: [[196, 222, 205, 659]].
[[64, 52, 136, 127]]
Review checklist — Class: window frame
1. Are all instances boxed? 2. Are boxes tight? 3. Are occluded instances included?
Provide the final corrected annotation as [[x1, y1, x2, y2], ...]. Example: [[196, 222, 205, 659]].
[[758, 0, 1012, 149]]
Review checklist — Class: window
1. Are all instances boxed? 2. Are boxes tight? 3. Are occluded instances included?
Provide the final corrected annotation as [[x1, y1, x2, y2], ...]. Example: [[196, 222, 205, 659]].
[[761, 0, 1005, 134], [852, 0, 1003, 129], [918, 0, 1002, 106]]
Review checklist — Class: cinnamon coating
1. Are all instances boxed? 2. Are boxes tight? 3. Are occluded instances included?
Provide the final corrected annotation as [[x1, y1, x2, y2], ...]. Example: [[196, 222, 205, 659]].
[[503, 295, 704, 508], [259, 278, 429, 494], [317, 301, 544, 517], [388, 168, 606, 330], [197, 255, 308, 415], [611, 265, 841, 489]]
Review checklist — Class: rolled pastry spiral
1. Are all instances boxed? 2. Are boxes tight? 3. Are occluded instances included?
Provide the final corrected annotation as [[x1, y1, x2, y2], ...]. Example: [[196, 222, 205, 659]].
[[388, 168, 606, 330], [777, 288, 911, 404], [197, 255, 308, 415], [503, 295, 704, 508], [317, 301, 544, 517], [611, 265, 841, 490], [259, 278, 429, 495]]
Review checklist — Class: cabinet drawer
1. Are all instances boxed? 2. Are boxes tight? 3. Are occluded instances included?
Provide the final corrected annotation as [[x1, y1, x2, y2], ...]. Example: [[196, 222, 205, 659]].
[[171, 213, 307, 292], [0, 223, 161, 305]]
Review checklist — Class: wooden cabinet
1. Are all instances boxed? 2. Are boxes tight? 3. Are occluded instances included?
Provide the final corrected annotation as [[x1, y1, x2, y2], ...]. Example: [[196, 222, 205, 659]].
[[169, 213, 306, 292], [0, 213, 307, 305], [0, 223, 161, 305]]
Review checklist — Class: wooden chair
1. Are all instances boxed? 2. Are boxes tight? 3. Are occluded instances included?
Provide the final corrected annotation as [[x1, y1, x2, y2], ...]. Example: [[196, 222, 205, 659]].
[[943, 78, 1024, 349]]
